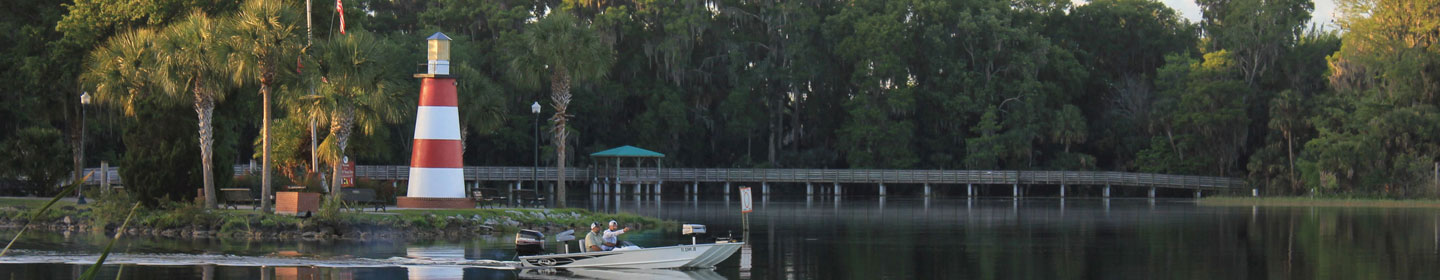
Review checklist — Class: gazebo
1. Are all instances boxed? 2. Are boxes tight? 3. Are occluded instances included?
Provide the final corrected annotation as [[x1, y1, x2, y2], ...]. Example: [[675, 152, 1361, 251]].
[[590, 145, 664, 194]]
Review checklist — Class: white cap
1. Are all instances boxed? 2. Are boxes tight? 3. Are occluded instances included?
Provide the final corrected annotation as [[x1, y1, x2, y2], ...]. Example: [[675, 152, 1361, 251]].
[[590, 223, 599, 228], [608, 220, 618, 226]]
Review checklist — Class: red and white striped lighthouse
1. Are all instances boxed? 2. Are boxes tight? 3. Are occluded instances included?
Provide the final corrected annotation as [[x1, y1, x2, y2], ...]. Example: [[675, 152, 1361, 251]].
[[397, 32, 473, 209]]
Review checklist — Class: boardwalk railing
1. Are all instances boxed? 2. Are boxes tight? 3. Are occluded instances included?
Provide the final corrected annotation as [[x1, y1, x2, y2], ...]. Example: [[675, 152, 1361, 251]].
[[82, 165, 1246, 191]]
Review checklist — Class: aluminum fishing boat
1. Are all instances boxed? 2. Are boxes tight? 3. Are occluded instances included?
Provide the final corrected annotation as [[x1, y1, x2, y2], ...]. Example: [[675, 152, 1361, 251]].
[[514, 224, 743, 269]]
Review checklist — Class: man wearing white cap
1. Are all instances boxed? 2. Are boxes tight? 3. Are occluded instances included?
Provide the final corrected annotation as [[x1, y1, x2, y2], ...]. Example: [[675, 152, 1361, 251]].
[[584, 222, 605, 252], [601, 220, 631, 251]]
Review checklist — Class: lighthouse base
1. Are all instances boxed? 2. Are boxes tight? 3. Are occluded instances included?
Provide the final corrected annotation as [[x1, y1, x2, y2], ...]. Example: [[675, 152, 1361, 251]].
[[397, 197, 475, 209]]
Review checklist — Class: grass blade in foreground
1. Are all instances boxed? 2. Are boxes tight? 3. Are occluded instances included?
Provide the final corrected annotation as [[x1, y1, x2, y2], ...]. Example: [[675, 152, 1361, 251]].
[[0, 172, 91, 257], [79, 201, 141, 280]]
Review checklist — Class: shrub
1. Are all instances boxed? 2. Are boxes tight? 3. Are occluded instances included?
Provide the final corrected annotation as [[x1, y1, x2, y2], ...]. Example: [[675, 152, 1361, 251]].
[[117, 97, 237, 207], [0, 126, 73, 196], [218, 215, 253, 234], [313, 195, 346, 225], [89, 190, 140, 228], [141, 199, 220, 229]]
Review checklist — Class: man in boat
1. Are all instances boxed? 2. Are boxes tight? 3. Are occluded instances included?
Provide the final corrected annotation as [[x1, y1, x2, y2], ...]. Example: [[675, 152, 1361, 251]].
[[584, 223, 605, 252], [601, 220, 631, 251]]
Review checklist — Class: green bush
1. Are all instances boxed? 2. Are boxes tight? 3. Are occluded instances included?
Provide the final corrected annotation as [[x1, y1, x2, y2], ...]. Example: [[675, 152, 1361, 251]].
[[218, 215, 253, 234], [313, 195, 346, 225], [88, 190, 139, 228], [139, 199, 220, 229], [117, 95, 237, 207], [0, 126, 73, 196]]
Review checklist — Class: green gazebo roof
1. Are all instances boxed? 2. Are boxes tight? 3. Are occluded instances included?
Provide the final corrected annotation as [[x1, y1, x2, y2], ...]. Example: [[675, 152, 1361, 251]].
[[590, 145, 665, 158]]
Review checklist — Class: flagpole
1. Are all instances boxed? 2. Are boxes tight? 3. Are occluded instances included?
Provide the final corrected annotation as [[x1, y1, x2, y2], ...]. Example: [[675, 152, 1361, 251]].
[[307, 0, 318, 174]]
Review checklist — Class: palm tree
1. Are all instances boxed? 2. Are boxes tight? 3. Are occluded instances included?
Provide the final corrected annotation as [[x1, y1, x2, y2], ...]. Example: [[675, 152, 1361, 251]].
[[151, 11, 235, 209], [507, 12, 614, 207], [225, 0, 302, 213], [291, 31, 406, 194], [82, 28, 160, 116]]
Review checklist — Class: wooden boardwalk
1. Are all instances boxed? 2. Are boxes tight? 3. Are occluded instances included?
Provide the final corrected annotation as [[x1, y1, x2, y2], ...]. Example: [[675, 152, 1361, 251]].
[[81, 165, 1247, 193]]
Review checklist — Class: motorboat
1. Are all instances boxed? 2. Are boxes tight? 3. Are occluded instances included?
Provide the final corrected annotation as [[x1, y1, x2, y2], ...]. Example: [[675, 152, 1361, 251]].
[[518, 267, 726, 280], [514, 224, 743, 269]]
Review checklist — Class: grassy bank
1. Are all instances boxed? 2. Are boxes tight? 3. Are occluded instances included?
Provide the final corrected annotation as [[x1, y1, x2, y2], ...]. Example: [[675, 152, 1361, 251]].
[[1199, 196, 1440, 208], [0, 196, 672, 240]]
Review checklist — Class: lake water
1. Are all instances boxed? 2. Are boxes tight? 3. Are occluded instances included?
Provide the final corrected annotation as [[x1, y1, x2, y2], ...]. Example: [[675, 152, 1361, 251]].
[[2, 196, 1438, 279]]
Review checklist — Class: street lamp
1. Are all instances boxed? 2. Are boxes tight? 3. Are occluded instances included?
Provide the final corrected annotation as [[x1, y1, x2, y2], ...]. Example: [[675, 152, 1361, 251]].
[[531, 101, 541, 203], [78, 92, 91, 205]]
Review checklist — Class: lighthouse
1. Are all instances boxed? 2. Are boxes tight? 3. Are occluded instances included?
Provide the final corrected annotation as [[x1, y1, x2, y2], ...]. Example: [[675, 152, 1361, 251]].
[[397, 32, 474, 209]]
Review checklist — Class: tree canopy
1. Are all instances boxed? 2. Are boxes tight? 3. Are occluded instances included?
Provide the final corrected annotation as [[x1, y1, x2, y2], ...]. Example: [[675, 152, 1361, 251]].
[[6, 0, 1440, 199]]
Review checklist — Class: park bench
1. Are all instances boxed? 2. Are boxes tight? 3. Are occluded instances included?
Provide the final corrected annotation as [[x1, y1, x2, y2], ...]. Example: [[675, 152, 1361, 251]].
[[340, 188, 387, 212], [472, 188, 505, 208], [514, 189, 546, 208], [220, 188, 258, 210]]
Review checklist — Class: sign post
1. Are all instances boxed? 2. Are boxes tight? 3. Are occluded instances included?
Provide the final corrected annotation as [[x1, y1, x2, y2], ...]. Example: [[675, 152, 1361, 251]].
[[739, 186, 752, 245], [736, 186, 753, 273]]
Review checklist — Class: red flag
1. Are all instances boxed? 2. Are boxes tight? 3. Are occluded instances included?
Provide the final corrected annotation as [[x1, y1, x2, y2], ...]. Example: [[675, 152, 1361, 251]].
[[336, 0, 346, 35]]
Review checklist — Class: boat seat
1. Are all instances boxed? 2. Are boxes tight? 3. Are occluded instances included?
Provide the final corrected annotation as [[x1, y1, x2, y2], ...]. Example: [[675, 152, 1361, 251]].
[[578, 239, 589, 252]]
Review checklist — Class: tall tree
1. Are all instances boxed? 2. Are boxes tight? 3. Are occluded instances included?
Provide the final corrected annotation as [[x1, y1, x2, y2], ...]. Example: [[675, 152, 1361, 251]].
[[295, 30, 407, 195], [1301, 0, 1440, 195], [506, 12, 614, 206], [150, 11, 235, 208], [54, 0, 241, 196], [1199, 0, 1313, 87], [224, 0, 302, 212], [1140, 52, 1251, 176], [827, 0, 918, 168]]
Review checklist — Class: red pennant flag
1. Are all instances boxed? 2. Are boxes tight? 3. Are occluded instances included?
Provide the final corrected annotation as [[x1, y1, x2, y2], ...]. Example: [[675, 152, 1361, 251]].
[[336, 0, 346, 35]]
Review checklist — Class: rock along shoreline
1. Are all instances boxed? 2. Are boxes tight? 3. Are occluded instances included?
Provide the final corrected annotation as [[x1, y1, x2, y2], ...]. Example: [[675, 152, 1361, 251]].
[[0, 206, 671, 241]]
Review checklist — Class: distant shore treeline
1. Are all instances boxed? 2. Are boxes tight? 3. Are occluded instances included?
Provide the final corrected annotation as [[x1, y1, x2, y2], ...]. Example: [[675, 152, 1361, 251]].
[[1, 0, 1436, 198]]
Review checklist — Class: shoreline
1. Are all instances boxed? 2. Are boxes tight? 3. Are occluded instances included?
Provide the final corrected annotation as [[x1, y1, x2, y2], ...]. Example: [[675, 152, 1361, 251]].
[[0, 198, 673, 241], [1198, 196, 1440, 208]]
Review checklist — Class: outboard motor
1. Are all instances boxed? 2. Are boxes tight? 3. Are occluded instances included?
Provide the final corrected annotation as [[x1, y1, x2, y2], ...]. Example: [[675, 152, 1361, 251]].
[[515, 229, 545, 256]]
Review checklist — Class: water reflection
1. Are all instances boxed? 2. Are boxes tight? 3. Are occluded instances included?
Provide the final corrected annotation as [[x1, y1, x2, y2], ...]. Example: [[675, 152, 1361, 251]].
[[602, 196, 1440, 279], [5, 196, 1440, 279]]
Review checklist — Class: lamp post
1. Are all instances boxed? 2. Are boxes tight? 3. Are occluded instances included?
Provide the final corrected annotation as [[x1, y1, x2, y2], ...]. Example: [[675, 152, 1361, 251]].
[[78, 92, 91, 205], [531, 101, 541, 201]]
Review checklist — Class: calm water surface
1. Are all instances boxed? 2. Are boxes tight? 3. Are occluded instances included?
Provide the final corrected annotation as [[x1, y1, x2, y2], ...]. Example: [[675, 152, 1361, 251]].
[[2, 196, 1438, 279]]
